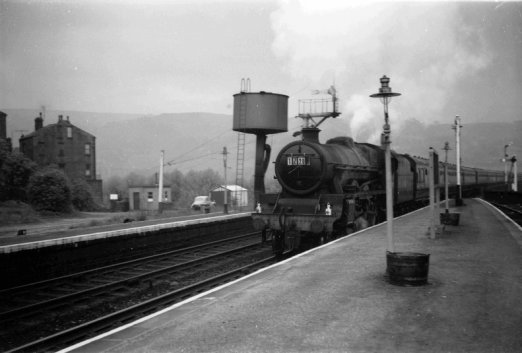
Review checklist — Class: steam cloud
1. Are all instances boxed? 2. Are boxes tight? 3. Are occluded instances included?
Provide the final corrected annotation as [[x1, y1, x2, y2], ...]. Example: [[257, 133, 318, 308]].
[[270, 0, 491, 143]]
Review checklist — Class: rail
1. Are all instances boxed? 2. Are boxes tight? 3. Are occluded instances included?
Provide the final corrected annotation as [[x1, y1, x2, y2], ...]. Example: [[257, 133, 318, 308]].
[[1, 232, 273, 352]]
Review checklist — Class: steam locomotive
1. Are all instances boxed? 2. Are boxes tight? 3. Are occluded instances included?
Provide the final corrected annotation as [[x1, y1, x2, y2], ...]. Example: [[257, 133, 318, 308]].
[[252, 126, 506, 255]]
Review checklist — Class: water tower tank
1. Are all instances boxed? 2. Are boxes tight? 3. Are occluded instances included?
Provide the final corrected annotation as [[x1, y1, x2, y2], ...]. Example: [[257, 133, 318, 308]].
[[233, 91, 288, 134]]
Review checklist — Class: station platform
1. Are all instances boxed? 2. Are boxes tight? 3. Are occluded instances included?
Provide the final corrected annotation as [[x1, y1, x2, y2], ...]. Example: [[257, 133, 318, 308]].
[[0, 212, 248, 253], [62, 198, 522, 353]]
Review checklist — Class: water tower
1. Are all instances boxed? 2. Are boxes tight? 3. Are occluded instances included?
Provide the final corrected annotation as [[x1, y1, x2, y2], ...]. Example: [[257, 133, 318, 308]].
[[233, 80, 288, 203]]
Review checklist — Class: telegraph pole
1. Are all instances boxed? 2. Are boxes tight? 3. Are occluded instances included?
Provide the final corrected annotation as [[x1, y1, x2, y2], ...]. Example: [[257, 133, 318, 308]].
[[222, 147, 229, 214], [158, 150, 164, 212]]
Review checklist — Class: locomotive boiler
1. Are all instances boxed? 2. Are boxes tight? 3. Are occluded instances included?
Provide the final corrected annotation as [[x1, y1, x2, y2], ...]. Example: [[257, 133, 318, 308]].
[[253, 126, 390, 254]]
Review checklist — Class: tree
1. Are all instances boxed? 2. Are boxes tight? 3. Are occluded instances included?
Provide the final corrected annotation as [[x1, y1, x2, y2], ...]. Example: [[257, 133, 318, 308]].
[[27, 167, 72, 212], [164, 169, 185, 206], [71, 178, 96, 211], [0, 141, 37, 201], [105, 168, 224, 209], [163, 168, 222, 208], [184, 168, 222, 202], [104, 175, 128, 199], [126, 172, 150, 187]]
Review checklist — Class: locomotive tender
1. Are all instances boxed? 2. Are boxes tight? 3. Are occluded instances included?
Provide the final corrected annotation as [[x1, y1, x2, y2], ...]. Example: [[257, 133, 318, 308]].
[[252, 126, 505, 255]]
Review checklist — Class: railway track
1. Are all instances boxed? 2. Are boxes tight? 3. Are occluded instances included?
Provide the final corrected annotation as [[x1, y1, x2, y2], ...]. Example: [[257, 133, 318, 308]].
[[1, 232, 275, 352], [490, 201, 522, 227]]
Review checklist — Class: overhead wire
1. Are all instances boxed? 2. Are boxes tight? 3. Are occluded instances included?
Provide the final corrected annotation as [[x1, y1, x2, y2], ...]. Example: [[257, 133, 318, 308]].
[[164, 128, 231, 166]]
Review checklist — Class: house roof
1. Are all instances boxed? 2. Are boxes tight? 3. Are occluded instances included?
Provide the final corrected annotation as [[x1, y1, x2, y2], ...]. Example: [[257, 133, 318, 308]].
[[211, 185, 247, 192], [20, 118, 95, 140]]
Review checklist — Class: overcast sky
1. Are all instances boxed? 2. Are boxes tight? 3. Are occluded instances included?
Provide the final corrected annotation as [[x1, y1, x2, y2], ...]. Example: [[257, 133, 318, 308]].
[[1, 0, 521, 140]]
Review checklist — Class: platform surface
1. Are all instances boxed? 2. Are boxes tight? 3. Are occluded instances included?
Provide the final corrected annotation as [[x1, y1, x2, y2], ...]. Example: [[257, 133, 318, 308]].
[[0, 211, 247, 252], [63, 199, 522, 353]]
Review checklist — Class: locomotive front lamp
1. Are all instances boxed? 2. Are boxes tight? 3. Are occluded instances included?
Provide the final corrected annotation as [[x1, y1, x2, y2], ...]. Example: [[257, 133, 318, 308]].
[[370, 75, 401, 253]]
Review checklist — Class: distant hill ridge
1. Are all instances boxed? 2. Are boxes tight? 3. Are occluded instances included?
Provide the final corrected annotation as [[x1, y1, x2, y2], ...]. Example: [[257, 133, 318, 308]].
[[2, 108, 521, 180]]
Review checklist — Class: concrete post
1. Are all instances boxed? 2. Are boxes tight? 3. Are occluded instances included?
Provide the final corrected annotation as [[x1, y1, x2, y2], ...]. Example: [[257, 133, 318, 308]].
[[158, 150, 164, 212], [453, 115, 463, 206]]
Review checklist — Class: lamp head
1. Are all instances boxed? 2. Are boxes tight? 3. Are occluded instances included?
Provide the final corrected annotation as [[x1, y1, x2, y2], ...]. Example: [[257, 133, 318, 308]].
[[370, 75, 401, 101]]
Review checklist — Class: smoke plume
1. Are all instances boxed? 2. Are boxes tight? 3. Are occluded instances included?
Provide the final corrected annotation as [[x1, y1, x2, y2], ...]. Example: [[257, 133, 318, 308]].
[[271, 0, 491, 143]]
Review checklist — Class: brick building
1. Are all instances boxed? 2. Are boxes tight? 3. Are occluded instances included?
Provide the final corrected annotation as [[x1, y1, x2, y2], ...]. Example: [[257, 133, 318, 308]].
[[19, 114, 103, 203], [128, 185, 172, 211]]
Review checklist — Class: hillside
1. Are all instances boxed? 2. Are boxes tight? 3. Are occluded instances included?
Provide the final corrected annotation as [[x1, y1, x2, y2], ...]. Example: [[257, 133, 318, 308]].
[[2, 109, 521, 184], [96, 112, 242, 178], [393, 120, 522, 171]]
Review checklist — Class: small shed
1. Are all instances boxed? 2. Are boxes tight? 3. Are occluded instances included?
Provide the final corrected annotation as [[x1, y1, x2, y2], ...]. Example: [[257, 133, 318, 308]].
[[211, 185, 248, 207], [128, 185, 172, 211]]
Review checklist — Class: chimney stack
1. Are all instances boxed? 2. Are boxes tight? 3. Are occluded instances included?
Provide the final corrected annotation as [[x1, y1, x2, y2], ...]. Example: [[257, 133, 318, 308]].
[[0, 111, 6, 140], [301, 127, 320, 143], [35, 112, 43, 131]]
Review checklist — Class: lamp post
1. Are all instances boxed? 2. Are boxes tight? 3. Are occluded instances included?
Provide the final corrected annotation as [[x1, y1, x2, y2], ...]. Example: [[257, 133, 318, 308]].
[[452, 115, 463, 206], [370, 75, 401, 253], [443, 142, 451, 212]]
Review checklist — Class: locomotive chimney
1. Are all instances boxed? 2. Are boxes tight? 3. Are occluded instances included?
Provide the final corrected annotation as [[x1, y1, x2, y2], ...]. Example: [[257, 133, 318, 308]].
[[301, 127, 320, 143]]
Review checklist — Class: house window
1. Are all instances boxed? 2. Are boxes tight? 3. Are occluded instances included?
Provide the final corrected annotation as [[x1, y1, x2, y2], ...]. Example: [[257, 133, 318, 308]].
[[59, 149, 64, 157], [67, 127, 72, 138], [147, 192, 154, 202], [58, 163, 65, 169], [85, 143, 91, 156], [85, 164, 91, 176]]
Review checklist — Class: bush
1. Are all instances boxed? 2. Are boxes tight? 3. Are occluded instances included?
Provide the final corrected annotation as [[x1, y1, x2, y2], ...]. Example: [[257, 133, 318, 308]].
[[0, 201, 39, 224], [27, 167, 72, 212], [71, 178, 96, 211]]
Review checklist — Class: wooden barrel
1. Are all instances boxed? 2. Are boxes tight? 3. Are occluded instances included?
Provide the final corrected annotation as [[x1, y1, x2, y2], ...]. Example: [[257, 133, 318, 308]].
[[440, 212, 460, 226], [386, 251, 430, 286]]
